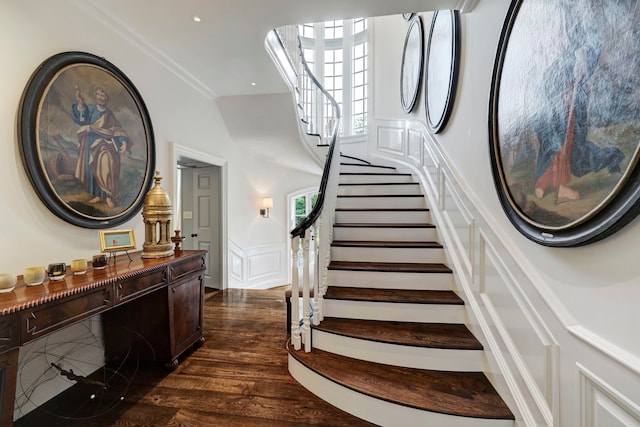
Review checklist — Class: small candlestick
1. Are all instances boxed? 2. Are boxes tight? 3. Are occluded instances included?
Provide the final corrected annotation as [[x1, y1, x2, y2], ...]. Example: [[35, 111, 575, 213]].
[[171, 230, 185, 250]]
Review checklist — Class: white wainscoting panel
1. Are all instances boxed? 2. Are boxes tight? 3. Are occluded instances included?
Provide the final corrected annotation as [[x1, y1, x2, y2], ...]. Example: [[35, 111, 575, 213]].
[[229, 241, 244, 285], [407, 127, 422, 164], [228, 240, 288, 289], [579, 363, 640, 427], [376, 123, 405, 156], [442, 168, 474, 280], [479, 232, 556, 426], [421, 134, 441, 206]]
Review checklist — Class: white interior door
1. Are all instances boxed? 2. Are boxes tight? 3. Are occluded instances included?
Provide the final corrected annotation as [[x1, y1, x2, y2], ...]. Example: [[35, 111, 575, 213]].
[[180, 165, 221, 289]]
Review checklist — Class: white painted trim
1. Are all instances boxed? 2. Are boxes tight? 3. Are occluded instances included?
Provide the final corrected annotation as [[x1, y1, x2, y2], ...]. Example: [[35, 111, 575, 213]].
[[570, 326, 640, 378], [227, 240, 288, 289], [171, 142, 228, 290], [578, 362, 640, 426]]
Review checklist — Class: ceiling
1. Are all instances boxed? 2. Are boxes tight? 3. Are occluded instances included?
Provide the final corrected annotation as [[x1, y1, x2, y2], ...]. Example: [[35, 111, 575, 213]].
[[81, 0, 475, 99]]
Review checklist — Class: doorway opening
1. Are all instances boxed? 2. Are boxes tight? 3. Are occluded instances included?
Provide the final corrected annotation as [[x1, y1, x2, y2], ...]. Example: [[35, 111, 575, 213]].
[[172, 144, 227, 289]]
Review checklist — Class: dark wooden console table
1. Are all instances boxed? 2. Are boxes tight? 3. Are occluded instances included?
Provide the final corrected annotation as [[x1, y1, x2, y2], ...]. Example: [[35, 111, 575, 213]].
[[0, 249, 207, 426]]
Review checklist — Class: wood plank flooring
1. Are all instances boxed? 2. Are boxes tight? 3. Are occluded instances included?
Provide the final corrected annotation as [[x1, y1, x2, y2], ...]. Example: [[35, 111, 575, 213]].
[[15, 287, 375, 427]]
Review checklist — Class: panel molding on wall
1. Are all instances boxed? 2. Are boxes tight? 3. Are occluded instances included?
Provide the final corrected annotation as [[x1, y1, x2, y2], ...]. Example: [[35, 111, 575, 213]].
[[370, 117, 640, 426], [578, 363, 640, 427], [371, 118, 557, 425], [228, 240, 288, 289]]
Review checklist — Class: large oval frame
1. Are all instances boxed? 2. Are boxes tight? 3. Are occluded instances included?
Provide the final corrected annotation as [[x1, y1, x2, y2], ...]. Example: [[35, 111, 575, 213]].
[[18, 51, 156, 229], [425, 10, 460, 133], [489, 0, 640, 246], [400, 16, 424, 114]]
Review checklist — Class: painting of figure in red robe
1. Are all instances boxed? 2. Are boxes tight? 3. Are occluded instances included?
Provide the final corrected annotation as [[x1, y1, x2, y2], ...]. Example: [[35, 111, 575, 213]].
[[491, 0, 640, 245]]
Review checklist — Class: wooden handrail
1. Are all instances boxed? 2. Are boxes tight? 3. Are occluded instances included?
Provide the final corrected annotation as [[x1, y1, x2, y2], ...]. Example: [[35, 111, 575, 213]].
[[288, 34, 341, 238]]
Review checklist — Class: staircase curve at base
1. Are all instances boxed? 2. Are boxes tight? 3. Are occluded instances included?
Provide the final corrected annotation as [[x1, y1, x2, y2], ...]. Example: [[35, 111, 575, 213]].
[[287, 157, 515, 427]]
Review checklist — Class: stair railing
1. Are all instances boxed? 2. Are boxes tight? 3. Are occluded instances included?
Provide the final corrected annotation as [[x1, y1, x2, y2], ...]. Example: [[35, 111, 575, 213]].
[[270, 26, 341, 352]]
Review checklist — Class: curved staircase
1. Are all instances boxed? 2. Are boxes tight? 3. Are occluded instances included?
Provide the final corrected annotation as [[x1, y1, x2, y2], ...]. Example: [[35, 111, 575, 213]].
[[287, 159, 514, 426]]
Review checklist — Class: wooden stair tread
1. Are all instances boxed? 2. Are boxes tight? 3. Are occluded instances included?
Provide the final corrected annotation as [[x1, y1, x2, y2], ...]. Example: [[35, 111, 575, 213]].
[[287, 344, 514, 420], [341, 162, 395, 170], [333, 222, 435, 228], [339, 182, 419, 186], [314, 317, 482, 350], [337, 194, 423, 197], [335, 207, 429, 211], [328, 261, 452, 274], [332, 240, 442, 248], [340, 172, 411, 176], [324, 287, 462, 304]]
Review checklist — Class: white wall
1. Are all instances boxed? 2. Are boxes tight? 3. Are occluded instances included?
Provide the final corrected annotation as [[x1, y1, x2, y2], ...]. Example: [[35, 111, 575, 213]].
[[1, 0, 321, 418], [371, 5, 640, 427], [0, 1, 318, 283]]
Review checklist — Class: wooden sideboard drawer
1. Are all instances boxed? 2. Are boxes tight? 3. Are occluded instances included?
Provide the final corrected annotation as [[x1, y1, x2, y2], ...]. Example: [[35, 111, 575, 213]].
[[169, 254, 205, 281], [0, 313, 18, 354], [20, 286, 111, 343], [116, 267, 167, 303]]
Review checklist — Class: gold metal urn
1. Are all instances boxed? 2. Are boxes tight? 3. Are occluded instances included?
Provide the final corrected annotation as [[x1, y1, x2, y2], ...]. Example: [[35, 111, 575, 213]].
[[141, 171, 174, 258]]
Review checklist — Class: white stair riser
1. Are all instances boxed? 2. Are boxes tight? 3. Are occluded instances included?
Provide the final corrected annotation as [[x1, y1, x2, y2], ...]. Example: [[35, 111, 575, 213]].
[[331, 246, 444, 263], [312, 329, 485, 371], [328, 270, 452, 290], [338, 184, 422, 195], [337, 196, 426, 209], [288, 357, 514, 427], [340, 174, 414, 184], [333, 227, 438, 241], [323, 300, 464, 322], [335, 210, 432, 224]]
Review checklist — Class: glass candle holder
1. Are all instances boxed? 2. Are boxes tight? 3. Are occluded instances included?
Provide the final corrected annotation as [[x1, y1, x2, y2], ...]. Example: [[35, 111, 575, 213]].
[[71, 259, 88, 275], [24, 266, 46, 286], [92, 254, 107, 269], [0, 273, 17, 293], [47, 263, 67, 281]]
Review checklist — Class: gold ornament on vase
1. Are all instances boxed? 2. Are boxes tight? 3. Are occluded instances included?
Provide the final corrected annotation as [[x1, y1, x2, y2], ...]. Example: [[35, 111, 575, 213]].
[[141, 171, 174, 258]]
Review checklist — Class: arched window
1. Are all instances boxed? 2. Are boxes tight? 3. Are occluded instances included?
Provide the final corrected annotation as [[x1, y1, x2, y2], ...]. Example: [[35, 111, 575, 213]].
[[299, 19, 368, 137]]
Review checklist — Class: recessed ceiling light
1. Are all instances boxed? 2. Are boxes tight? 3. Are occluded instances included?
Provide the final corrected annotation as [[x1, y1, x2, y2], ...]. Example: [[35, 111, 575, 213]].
[[251, 82, 257, 86], [192, 16, 201, 23]]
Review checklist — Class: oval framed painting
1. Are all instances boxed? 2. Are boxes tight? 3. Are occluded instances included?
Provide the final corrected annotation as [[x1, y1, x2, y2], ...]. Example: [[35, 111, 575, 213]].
[[425, 10, 461, 133], [18, 51, 156, 229], [489, 0, 640, 246], [400, 16, 424, 114]]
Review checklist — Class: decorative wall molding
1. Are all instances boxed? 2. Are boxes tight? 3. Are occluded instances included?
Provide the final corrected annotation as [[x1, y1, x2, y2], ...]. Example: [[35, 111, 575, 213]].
[[578, 363, 640, 427], [569, 326, 640, 378], [371, 118, 557, 425], [370, 117, 640, 426], [228, 240, 288, 289]]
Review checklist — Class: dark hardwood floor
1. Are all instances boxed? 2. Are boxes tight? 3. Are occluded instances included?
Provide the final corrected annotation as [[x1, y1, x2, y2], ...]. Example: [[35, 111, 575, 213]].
[[15, 287, 375, 427]]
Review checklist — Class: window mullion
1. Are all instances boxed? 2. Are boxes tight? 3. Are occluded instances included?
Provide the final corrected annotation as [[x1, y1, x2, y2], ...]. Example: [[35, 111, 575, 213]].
[[342, 21, 354, 136]]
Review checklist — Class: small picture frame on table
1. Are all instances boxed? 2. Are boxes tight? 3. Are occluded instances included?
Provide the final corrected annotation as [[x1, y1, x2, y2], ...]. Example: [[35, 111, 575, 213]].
[[99, 229, 136, 262]]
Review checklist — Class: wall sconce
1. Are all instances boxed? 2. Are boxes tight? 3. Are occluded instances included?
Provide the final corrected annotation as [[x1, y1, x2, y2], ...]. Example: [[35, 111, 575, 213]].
[[260, 197, 273, 218]]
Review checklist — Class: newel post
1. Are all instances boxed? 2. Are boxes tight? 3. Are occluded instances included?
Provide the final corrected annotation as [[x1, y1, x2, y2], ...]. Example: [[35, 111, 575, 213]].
[[290, 236, 301, 350]]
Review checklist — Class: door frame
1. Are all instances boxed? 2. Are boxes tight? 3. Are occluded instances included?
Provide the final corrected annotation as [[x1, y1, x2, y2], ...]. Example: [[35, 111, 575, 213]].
[[171, 142, 228, 289]]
